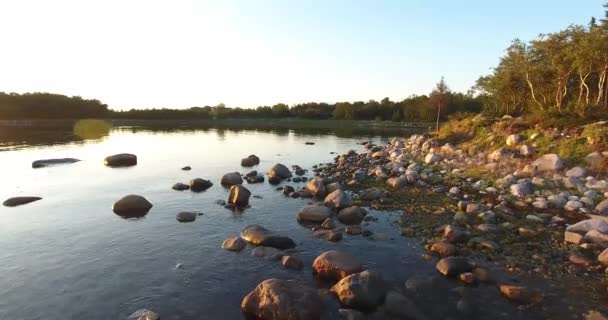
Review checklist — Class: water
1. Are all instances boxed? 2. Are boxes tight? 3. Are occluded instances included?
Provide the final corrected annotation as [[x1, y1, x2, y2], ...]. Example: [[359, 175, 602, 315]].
[[0, 124, 598, 319]]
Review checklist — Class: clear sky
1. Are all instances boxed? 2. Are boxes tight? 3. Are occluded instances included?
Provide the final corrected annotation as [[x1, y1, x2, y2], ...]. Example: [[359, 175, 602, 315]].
[[0, 0, 602, 110]]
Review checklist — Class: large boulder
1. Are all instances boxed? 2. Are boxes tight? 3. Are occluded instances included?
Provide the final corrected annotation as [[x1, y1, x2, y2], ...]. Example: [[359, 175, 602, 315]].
[[337, 206, 367, 225], [297, 205, 332, 224], [268, 163, 292, 179], [104, 153, 137, 167], [312, 250, 364, 281], [32, 158, 80, 168], [585, 151, 606, 167], [241, 278, 323, 320], [221, 172, 243, 187], [228, 184, 251, 208], [3, 196, 42, 207], [112, 195, 153, 218], [324, 190, 353, 209], [240, 224, 296, 249], [190, 178, 213, 192], [305, 178, 327, 198], [331, 271, 387, 310], [241, 155, 260, 167], [531, 154, 564, 172]]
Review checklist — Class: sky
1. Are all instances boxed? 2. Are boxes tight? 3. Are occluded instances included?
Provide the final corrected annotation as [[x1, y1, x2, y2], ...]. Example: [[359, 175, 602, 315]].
[[0, 0, 602, 110]]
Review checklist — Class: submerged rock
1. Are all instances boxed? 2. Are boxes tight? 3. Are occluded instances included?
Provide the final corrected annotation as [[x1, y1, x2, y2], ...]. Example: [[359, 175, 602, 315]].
[[104, 153, 137, 167], [312, 250, 364, 281], [128, 308, 159, 320], [436, 257, 472, 276], [281, 255, 303, 270], [297, 205, 332, 224], [32, 158, 80, 168], [3, 196, 42, 207], [324, 189, 353, 209], [337, 206, 367, 225], [222, 237, 247, 252], [172, 182, 190, 191], [240, 224, 296, 249], [112, 195, 152, 218], [331, 270, 387, 310], [498, 284, 543, 304], [176, 211, 197, 222]]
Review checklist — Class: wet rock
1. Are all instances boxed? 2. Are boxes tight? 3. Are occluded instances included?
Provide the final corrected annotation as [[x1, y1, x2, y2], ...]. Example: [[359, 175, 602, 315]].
[[176, 211, 196, 222], [297, 205, 332, 224], [359, 188, 389, 201], [268, 163, 292, 180], [240, 154, 260, 167], [459, 272, 475, 285], [112, 195, 153, 218], [221, 172, 243, 187], [331, 270, 387, 310], [566, 219, 608, 234], [281, 255, 303, 270], [190, 178, 213, 192], [283, 185, 295, 196], [386, 176, 407, 188], [104, 153, 137, 167], [531, 154, 564, 172], [241, 278, 323, 320], [443, 225, 465, 243], [246, 175, 265, 184], [312, 230, 343, 242], [598, 248, 608, 266], [472, 267, 495, 283], [2, 196, 42, 207], [32, 158, 80, 168], [321, 218, 336, 229], [338, 309, 366, 320], [498, 284, 543, 304], [312, 250, 364, 281], [240, 224, 296, 249], [324, 190, 353, 209], [338, 206, 367, 225], [584, 230, 608, 246], [566, 166, 587, 178], [222, 237, 247, 251], [326, 182, 342, 193], [305, 178, 327, 198], [381, 290, 429, 320], [128, 308, 159, 320], [172, 182, 190, 191], [346, 225, 362, 235], [228, 184, 251, 208], [430, 241, 456, 257], [252, 246, 284, 260], [436, 257, 472, 276]]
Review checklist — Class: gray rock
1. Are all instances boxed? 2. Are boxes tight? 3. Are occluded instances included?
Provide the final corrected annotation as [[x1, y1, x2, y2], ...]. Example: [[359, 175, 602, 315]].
[[268, 163, 292, 179], [305, 178, 327, 198], [338, 206, 367, 225], [281, 255, 303, 270], [382, 291, 429, 320], [338, 309, 366, 320], [240, 154, 260, 167], [324, 190, 353, 209], [424, 153, 441, 164], [190, 178, 213, 192], [566, 219, 608, 234], [436, 257, 472, 276], [297, 205, 332, 223], [112, 195, 152, 218], [240, 224, 296, 249], [566, 167, 587, 178], [519, 144, 535, 157], [2, 196, 42, 207], [510, 181, 533, 197], [172, 182, 190, 191], [251, 246, 284, 260], [506, 134, 521, 146], [222, 237, 247, 251], [104, 153, 137, 167], [596, 199, 608, 215], [128, 308, 159, 320], [32, 158, 80, 168], [331, 271, 387, 310], [359, 188, 389, 201], [386, 176, 407, 188], [531, 154, 564, 172], [176, 211, 196, 222], [312, 250, 364, 281]]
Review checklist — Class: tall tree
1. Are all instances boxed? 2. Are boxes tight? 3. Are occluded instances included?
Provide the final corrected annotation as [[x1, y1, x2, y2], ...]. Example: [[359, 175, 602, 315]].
[[429, 77, 450, 132]]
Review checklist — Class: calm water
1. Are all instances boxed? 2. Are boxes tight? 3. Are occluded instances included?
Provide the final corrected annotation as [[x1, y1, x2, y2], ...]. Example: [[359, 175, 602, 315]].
[[0, 124, 597, 319]]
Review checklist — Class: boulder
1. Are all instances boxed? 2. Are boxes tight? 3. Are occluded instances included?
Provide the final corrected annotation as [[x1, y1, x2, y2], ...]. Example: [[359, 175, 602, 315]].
[[104, 153, 137, 167], [498, 284, 543, 304], [584, 230, 608, 246], [181, 166, 191, 171], [312, 230, 343, 242], [596, 199, 608, 215], [222, 237, 247, 251], [359, 188, 389, 201], [338, 206, 367, 225], [380, 291, 429, 320], [436, 257, 472, 276], [32, 158, 80, 168], [281, 256, 303, 270], [228, 184, 251, 208], [252, 247, 285, 260], [326, 182, 342, 193], [172, 182, 190, 191], [297, 205, 332, 224], [190, 178, 213, 192], [531, 154, 564, 172], [566, 167, 587, 178], [175, 211, 197, 222], [331, 271, 387, 310], [506, 134, 521, 147], [324, 190, 353, 209], [241, 155, 260, 167], [112, 195, 152, 218], [312, 250, 364, 281], [430, 241, 456, 257], [510, 182, 533, 197], [305, 178, 327, 198], [240, 224, 296, 249], [566, 219, 608, 234], [2, 196, 42, 207], [268, 163, 292, 179], [128, 309, 159, 320], [424, 153, 441, 164], [241, 279, 323, 320], [221, 172, 243, 187]]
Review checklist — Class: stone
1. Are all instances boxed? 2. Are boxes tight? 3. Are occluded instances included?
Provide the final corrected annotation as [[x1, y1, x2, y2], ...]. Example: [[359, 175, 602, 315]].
[[321, 218, 336, 229], [312, 230, 343, 242], [297, 205, 332, 224], [221, 172, 243, 187], [359, 188, 389, 201], [531, 154, 564, 172], [596, 200, 608, 215], [305, 178, 327, 198], [312, 250, 364, 281], [430, 241, 456, 257], [424, 153, 441, 164], [566, 167, 587, 178], [506, 134, 521, 147], [548, 194, 567, 208], [520, 144, 535, 157], [565, 231, 584, 244], [584, 230, 608, 246], [252, 247, 284, 260], [346, 225, 362, 235], [32, 158, 80, 168], [331, 271, 387, 310], [222, 237, 247, 251], [338, 206, 367, 225], [326, 182, 342, 193], [241, 279, 323, 320], [268, 163, 292, 179], [128, 308, 159, 320], [283, 185, 295, 196], [228, 184, 251, 208], [324, 190, 353, 209], [598, 248, 608, 266], [112, 195, 153, 218], [2, 196, 42, 207], [386, 176, 407, 188], [281, 256, 303, 270], [487, 147, 510, 162], [436, 257, 472, 276], [566, 219, 608, 234], [104, 153, 137, 167], [498, 284, 543, 304], [338, 309, 366, 320], [240, 154, 260, 167], [181, 166, 191, 171], [190, 178, 213, 192], [381, 290, 429, 320], [175, 211, 196, 222], [585, 151, 605, 167], [466, 203, 482, 214], [240, 224, 296, 249], [172, 182, 190, 191], [443, 225, 465, 243]]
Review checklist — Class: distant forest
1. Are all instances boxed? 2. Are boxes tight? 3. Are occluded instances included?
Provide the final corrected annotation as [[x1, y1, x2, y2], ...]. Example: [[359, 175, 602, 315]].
[[1, 3, 606, 122]]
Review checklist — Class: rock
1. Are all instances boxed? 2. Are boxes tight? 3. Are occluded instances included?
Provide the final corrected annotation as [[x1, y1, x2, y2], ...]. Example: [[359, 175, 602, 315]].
[[281, 256, 303, 270], [506, 134, 521, 147], [240, 155, 260, 167], [498, 284, 543, 304], [241, 279, 323, 320], [430, 241, 456, 257], [598, 248, 608, 266], [240, 224, 296, 249], [472, 267, 495, 283], [268, 163, 292, 179], [359, 188, 389, 201], [487, 147, 510, 162], [326, 182, 342, 193], [436, 257, 472, 276], [312, 250, 364, 281], [282, 186, 295, 196], [297, 205, 332, 224], [531, 154, 564, 172], [338, 206, 367, 225], [268, 176, 282, 185], [381, 290, 429, 320], [443, 225, 465, 243], [222, 237, 247, 251], [459, 272, 475, 284], [338, 309, 366, 320], [566, 167, 587, 178], [424, 153, 441, 164], [32, 158, 80, 168], [172, 182, 190, 191], [305, 178, 327, 198], [228, 184, 251, 208], [386, 176, 407, 188], [331, 271, 387, 310], [112, 195, 153, 218], [312, 230, 343, 242], [566, 219, 608, 234], [2, 196, 42, 207], [104, 153, 137, 167], [190, 178, 213, 192], [510, 182, 533, 197], [321, 218, 336, 229], [128, 308, 159, 320], [520, 144, 535, 157], [324, 190, 353, 209], [176, 211, 196, 222], [564, 231, 584, 244], [565, 200, 584, 211], [584, 230, 608, 246], [585, 151, 606, 167], [181, 166, 191, 171], [596, 200, 608, 215], [221, 172, 243, 187], [466, 203, 482, 214], [346, 225, 362, 235], [246, 175, 265, 184], [252, 246, 284, 260]]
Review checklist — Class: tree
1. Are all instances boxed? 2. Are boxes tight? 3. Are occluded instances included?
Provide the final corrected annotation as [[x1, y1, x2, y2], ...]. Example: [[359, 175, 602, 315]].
[[429, 77, 450, 132]]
